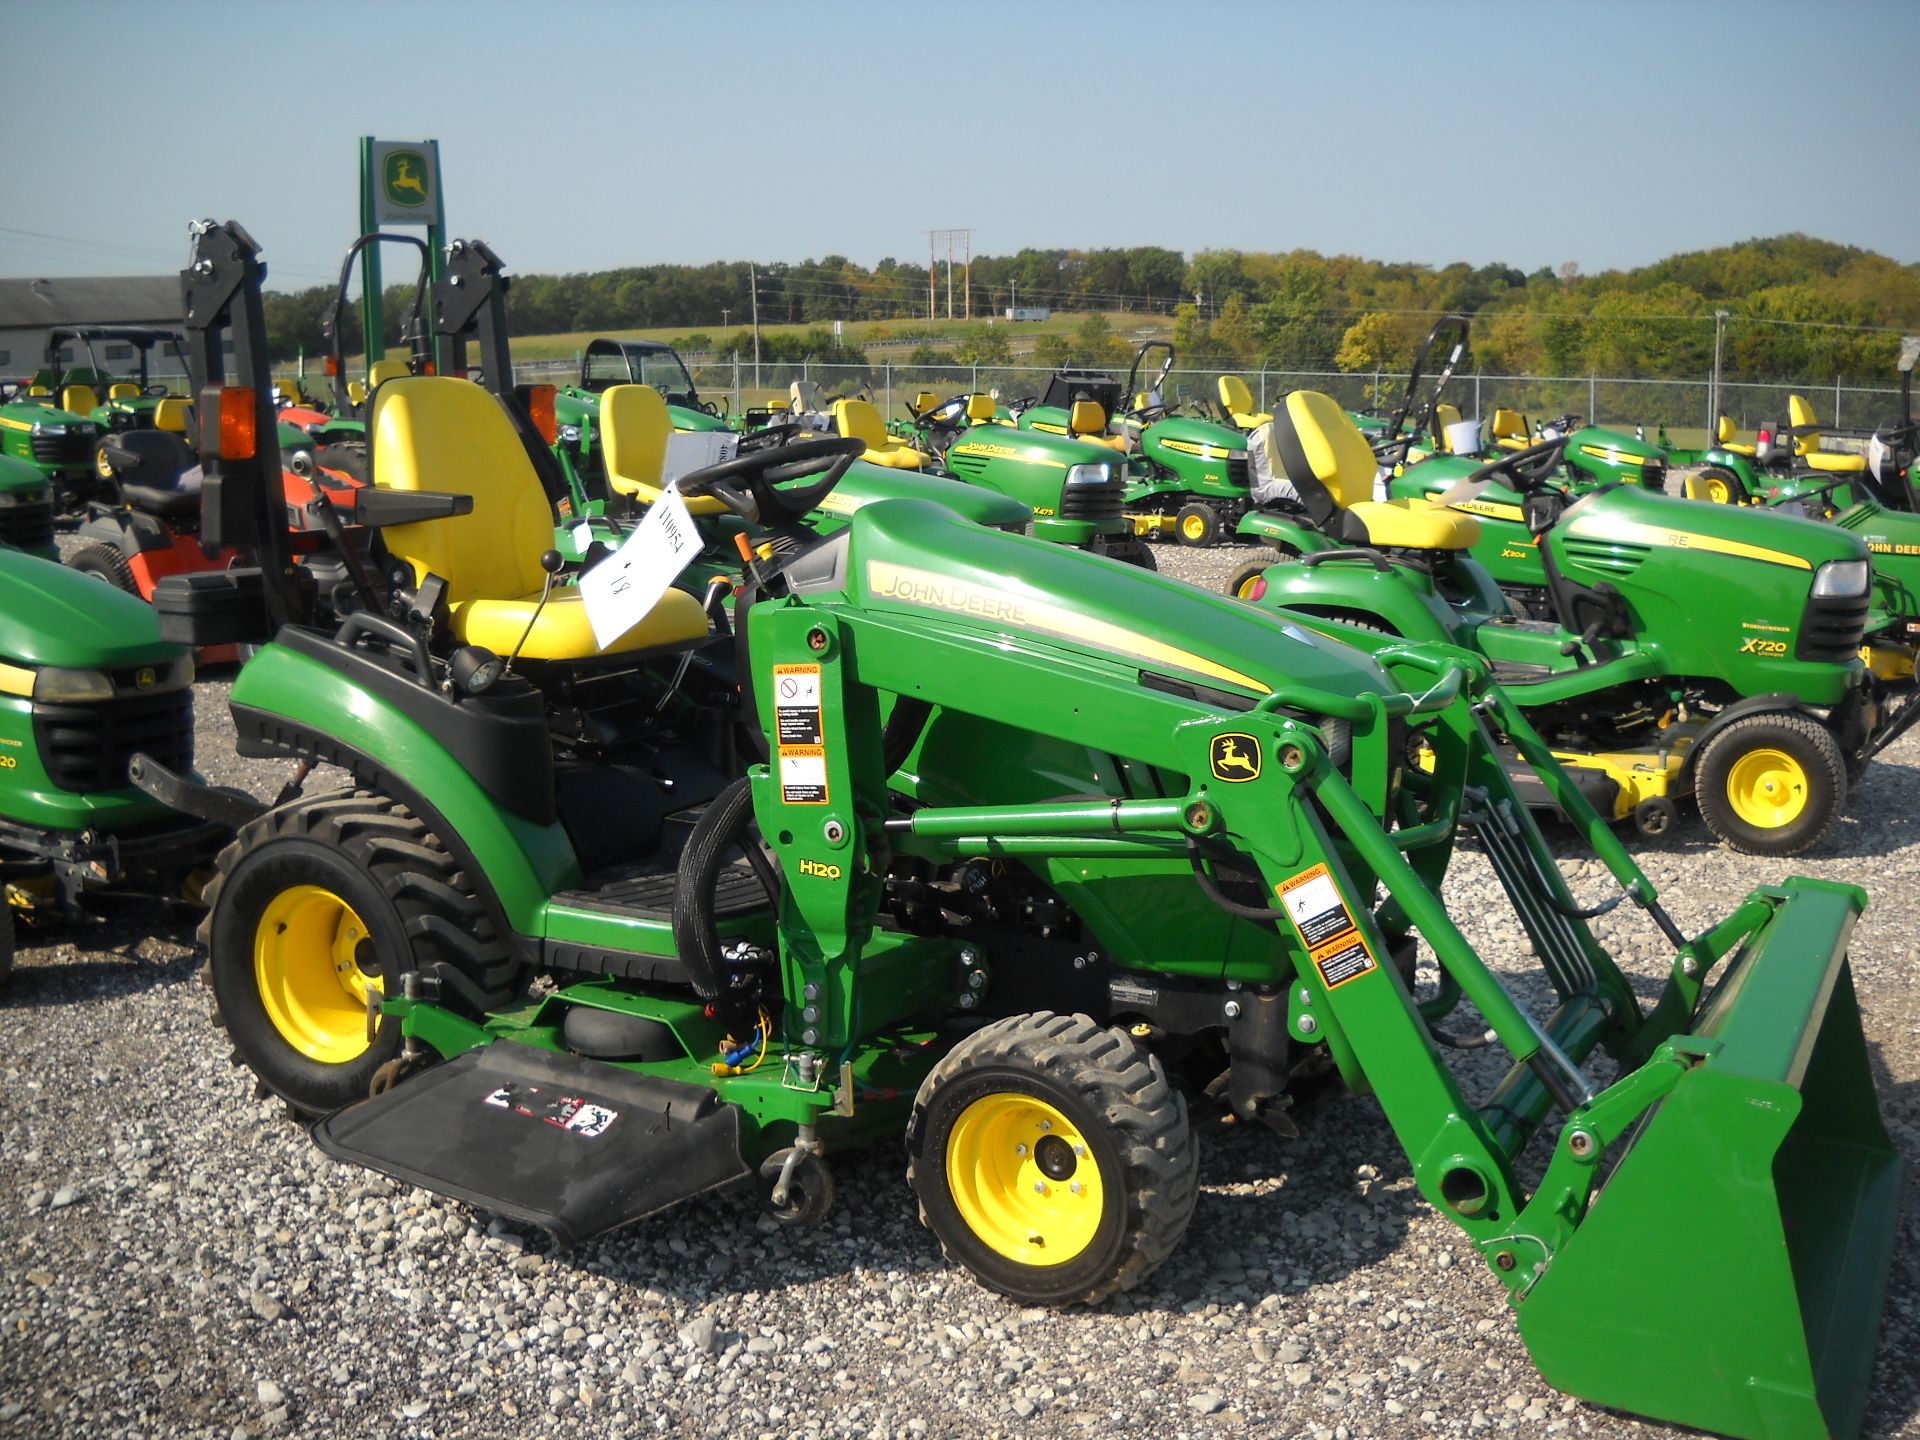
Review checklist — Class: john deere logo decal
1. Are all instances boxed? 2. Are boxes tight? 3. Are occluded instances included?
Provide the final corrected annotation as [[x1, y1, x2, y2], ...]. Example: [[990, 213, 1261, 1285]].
[[1209, 733, 1261, 782], [134, 667, 156, 690], [383, 150, 430, 208]]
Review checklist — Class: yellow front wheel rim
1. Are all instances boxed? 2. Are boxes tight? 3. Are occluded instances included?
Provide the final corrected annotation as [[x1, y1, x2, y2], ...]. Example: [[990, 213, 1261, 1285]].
[[253, 884, 381, 1063], [1181, 514, 1208, 541], [946, 1093, 1104, 1267], [1234, 574, 1262, 599], [1706, 476, 1732, 503], [1724, 747, 1810, 830]]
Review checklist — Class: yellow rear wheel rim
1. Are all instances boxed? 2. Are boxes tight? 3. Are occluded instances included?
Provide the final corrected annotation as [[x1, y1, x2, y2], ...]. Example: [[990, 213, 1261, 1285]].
[[1234, 573, 1262, 599], [253, 884, 381, 1063], [946, 1093, 1104, 1267], [1181, 514, 1208, 541], [1706, 475, 1732, 503], [1724, 747, 1810, 830]]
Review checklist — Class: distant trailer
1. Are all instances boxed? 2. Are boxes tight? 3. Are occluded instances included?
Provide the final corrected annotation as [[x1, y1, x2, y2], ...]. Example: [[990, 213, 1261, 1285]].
[[1004, 307, 1051, 322]]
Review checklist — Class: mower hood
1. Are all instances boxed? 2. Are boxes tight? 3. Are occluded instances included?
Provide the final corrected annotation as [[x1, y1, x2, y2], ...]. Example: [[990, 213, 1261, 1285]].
[[836, 499, 1396, 705], [0, 546, 182, 669]]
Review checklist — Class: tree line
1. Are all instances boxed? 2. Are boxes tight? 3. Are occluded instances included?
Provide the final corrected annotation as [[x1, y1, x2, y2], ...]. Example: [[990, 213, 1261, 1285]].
[[261, 234, 1919, 386]]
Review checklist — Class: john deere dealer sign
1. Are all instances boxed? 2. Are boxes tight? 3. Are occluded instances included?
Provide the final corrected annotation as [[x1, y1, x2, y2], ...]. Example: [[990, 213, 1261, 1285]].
[[366, 140, 440, 225]]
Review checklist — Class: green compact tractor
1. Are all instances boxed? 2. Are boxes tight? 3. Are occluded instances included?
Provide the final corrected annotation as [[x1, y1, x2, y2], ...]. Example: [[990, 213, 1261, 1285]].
[[35, 326, 193, 436], [553, 337, 730, 484], [175, 220, 1897, 1440], [1229, 391, 1903, 855], [0, 543, 233, 981]]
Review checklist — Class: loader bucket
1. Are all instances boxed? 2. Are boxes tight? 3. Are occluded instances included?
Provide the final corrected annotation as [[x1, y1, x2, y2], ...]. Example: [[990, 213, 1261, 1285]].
[[1515, 880, 1899, 1440]]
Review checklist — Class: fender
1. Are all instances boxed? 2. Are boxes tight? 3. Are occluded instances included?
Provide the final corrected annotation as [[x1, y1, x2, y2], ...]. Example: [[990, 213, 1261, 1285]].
[[1255, 553, 1466, 647], [1234, 509, 1332, 553], [1678, 690, 1841, 785], [228, 639, 579, 935]]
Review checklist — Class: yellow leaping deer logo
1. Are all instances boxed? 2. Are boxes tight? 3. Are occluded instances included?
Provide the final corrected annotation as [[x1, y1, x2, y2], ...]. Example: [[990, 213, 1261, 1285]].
[[1209, 733, 1261, 782], [383, 151, 430, 208]]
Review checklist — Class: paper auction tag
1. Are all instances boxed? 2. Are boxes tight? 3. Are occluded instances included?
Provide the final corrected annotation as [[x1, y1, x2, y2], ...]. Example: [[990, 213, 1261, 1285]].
[[577, 482, 703, 650]]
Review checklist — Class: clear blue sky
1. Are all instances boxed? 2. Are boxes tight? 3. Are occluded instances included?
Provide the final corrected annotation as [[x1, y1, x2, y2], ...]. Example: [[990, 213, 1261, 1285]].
[[2, 0, 1914, 293]]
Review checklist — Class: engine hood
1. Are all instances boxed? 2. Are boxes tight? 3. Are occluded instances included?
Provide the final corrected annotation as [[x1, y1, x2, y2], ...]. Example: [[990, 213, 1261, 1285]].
[[0, 546, 181, 669]]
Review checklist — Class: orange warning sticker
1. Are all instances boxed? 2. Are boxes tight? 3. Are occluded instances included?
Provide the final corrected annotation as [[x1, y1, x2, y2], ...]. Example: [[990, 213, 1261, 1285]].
[[1277, 863, 1376, 989]]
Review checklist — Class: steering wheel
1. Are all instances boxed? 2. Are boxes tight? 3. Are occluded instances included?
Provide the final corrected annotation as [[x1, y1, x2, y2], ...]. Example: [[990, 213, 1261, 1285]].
[[736, 421, 804, 455], [677, 435, 864, 525], [910, 393, 972, 430], [1538, 413, 1582, 437], [141, 383, 171, 398], [1433, 435, 1571, 508]]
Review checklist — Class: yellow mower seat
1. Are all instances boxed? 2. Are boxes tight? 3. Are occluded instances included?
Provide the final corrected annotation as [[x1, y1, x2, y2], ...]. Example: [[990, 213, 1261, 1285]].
[[108, 382, 139, 401], [1787, 395, 1866, 472], [1715, 414, 1756, 456], [966, 394, 997, 423], [366, 360, 409, 390], [833, 397, 926, 469], [347, 380, 368, 406], [1069, 399, 1128, 451], [25, 385, 48, 397], [1431, 403, 1463, 451], [371, 376, 709, 661], [1491, 408, 1529, 450], [600, 384, 728, 515], [61, 384, 99, 415], [152, 397, 189, 433], [1267, 389, 1480, 551], [1217, 375, 1271, 428]]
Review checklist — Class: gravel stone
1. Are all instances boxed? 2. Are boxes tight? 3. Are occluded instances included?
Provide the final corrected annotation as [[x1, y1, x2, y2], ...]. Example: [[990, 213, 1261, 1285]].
[[3, 565, 1918, 1440]]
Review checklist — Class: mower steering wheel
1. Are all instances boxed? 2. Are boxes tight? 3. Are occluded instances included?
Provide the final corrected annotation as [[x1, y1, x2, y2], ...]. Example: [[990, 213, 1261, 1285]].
[[737, 421, 805, 455], [141, 384, 172, 398], [1433, 434, 1570, 508], [677, 435, 864, 525]]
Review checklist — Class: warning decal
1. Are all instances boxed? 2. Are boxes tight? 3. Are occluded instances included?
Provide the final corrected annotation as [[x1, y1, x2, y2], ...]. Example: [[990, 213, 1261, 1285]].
[[482, 1083, 619, 1138], [1276, 862, 1377, 990], [779, 746, 829, 804], [773, 664, 823, 745]]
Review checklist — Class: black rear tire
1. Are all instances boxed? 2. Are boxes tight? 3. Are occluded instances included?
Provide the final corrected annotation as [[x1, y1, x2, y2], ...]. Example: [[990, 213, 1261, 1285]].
[[1225, 561, 1270, 601], [1690, 464, 1748, 504], [1174, 502, 1221, 548], [1692, 712, 1846, 856], [906, 1011, 1197, 1306], [200, 788, 520, 1114], [65, 542, 137, 594]]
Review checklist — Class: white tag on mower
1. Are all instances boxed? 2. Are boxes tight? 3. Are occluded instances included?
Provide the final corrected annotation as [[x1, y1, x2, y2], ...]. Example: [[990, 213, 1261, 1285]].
[[578, 481, 703, 650]]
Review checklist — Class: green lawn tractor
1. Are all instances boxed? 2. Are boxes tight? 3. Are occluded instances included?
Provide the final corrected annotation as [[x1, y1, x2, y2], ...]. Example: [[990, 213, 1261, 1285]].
[[0, 541, 234, 982], [1228, 391, 1900, 855], [0, 452, 57, 561], [169, 219, 1899, 1440], [552, 336, 730, 484], [0, 382, 102, 513]]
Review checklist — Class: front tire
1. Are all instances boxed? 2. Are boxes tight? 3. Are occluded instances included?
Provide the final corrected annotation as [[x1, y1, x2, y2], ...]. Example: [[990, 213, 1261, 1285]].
[[1692, 712, 1846, 855], [65, 542, 137, 593], [1691, 464, 1746, 505], [1225, 561, 1269, 601], [906, 1011, 1197, 1306], [201, 788, 520, 1113]]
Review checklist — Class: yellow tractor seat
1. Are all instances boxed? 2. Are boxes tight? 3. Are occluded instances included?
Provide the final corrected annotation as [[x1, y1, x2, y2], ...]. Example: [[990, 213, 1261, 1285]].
[[346, 380, 368, 406], [1068, 399, 1126, 451], [912, 391, 941, 418], [1804, 450, 1867, 474], [1490, 408, 1529, 450], [61, 384, 100, 415], [108, 382, 140, 401], [1785, 395, 1865, 471], [272, 379, 299, 405], [1715, 415, 1756, 456], [26, 385, 49, 397], [1266, 390, 1479, 551], [1217, 375, 1271, 429], [832, 397, 925, 470], [1431, 403, 1463, 452], [371, 376, 709, 661], [151, 397, 189, 433], [965, 394, 996, 423], [601, 384, 729, 514], [366, 360, 409, 391]]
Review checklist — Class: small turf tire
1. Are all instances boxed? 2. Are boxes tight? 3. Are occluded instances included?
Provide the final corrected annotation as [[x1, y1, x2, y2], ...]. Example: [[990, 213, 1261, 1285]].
[[1174, 502, 1221, 548], [1225, 561, 1270, 601], [1692, 464, 1745, 505], [200, 788, 519, 1115], [906, 1011, 1198, 1306], [759, 1148, 834, 1228], [65, 542, 137, 593], [1692, 712, 1847, 856]]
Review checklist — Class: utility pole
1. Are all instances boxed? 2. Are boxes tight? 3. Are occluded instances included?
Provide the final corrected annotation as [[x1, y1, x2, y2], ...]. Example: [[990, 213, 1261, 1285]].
[[926, 228, 972, 324], [722, 307, 731, 329], [749, 264, 761, 388], [1710, 308, 1730, 433], [927, 234, 935, 324]]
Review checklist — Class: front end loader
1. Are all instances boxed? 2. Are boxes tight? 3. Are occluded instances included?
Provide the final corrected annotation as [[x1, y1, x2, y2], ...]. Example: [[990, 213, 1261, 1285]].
[[176, 220, 1897, 1440]]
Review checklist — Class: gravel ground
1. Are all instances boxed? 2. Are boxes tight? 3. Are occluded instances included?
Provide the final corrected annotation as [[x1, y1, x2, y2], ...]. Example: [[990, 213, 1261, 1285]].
[[3, 537, 1918, 1440]]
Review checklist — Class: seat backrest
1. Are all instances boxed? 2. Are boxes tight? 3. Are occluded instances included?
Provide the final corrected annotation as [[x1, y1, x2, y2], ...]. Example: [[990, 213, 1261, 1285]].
[[1716, 414, 1737, 445], [371, 376, 554, 607], [62, 384, 99, 415], [108, 382, 139, 401], [1491, 407, 1526, 440], [26, 384, 49, 397], [599, 383, 671, 498], [1432, 402, 1462, 450], [1069, 399, 1106, 435], [1265, 390, 1379, 527], [347, 379, 368, 406], [1219, 375, 1255, 415], [913, 390, 940, 417], [367, 360, 409, 391], [1788, 394, 1820, 455], [966, 393, 996, 423], [790, 379, 822, 413], [273, 379, 298, 404], [832, 397, 888, 447], [151, 397, 189, 433]]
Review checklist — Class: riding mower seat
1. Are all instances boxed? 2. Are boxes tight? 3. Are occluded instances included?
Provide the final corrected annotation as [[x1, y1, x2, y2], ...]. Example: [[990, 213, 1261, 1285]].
[[1788, 395, 1867, 474], [372, 376, 710, 661], [1068, 400, 1128, 452], [108, 382, 139, 402], [1217, 375, 1271, 429], [1431, 403, 1463, 451], [366, 360, 409, 392], [1715, 415, 1757, 457], [965, 394, 998, 424], [1267, 390, 1480, 550], [600, 384, 728, 517], [152, 397, 190, 434], [1490, 409, 1529, 451], [96, 430, 200, 518], [62, 384, 100, 417], [832, 398, 926, 470]]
